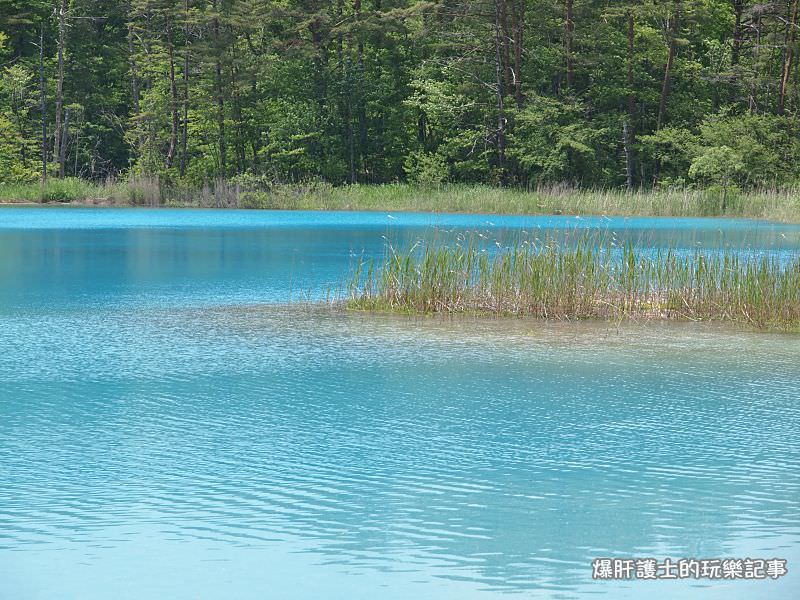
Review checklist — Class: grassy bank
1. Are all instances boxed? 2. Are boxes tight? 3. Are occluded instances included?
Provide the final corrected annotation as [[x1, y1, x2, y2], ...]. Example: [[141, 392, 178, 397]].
[[346, 242, 800, 331], [2, 179, 800, 221]]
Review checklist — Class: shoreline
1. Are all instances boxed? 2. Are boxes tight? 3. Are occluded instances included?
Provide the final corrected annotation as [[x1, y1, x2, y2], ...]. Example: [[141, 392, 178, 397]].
[[340, 302, 800, 333], [1, 182, 799, 222], [2, 201, 799, 226], [211, 302, 800, 338], [1, 201, 796, 227]]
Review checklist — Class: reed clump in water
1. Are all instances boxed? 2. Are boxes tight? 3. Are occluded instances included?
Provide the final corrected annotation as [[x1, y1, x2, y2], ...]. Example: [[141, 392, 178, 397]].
[[347, 242, 800, 330]]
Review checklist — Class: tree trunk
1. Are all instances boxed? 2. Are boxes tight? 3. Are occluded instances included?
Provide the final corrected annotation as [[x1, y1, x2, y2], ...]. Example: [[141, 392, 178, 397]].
[[308, 15, 325, 176], [212, 0, 226, 176], [779, 0, 798, 115], [623, 120, 633, 190], [657, 0, 681, 130], [127, 0, 142, 163], [796, 20, 800, 120], [250, 74, 259, 170], [54, 0, 67, 179], [309, 17, 325, 107], [732, 0, 744, 65], [180, 0, 190, 178], [627, 10, 635, 122], [500, 0, 512, 90], [495, 0, 506, 173], [564, 0, 574, 91], [751, 8, 761, 112], [60, 107, 70, 176], [347, 98, 355, 183], [511, 0, 524, 109], [166, 17, 179, 169], [231, 62, 246, 174], [626, 10, 635, 189], [127, 2, 140, 116], [335, 0, 354, 183], [355, 0, 366, 181], [39, 23, 47, 183]]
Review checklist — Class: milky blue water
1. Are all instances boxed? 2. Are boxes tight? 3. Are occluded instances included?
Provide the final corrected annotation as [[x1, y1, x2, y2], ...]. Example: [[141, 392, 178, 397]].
[[1, 208, 799, 599]]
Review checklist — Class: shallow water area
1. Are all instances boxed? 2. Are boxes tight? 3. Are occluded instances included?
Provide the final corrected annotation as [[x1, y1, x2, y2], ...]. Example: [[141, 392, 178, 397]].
[[1, 208, 799, 599]]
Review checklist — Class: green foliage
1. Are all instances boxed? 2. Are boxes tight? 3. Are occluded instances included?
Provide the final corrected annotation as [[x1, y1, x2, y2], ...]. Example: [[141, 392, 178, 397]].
[[38, 177, 98, 202], [693, 113, 798, 187], [0, 63, 39, 183], [2, 0, 800, 191], [403, 150, 448, 186], [639, 126, 697, 186], [509, 97, 608, 185], [0, 114, 37, 183], [258, 98, 327, 182], [689, 146, 744, 187], [237, 180, 335, 209]]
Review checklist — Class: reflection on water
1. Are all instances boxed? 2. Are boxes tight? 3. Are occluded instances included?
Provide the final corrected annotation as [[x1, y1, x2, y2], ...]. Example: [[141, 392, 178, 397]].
[[1, 209, 799, 599], [1, 208, 800, 310]]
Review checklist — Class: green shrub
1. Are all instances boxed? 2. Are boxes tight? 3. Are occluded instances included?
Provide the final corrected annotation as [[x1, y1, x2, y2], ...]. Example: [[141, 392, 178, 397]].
[[403, 151, 449, 187], [238, 191, 275, 209], [38, 178, 96, 202]]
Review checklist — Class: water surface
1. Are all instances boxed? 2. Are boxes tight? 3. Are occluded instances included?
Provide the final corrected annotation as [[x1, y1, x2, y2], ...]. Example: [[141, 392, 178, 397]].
[[1, 207, 798, 310], [1, 208, 798, 599]]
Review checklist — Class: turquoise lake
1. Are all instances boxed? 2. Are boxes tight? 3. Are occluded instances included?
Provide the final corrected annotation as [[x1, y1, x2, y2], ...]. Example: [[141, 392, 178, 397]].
[[1, 208, 799, 599]]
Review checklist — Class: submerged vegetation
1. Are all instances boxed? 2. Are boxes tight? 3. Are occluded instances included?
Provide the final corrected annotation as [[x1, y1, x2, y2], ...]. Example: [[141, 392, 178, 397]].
[[347, 241, 800, 331]]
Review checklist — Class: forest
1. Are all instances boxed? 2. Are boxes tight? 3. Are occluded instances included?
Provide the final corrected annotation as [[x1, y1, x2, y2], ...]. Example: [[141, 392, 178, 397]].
[[1, 0, 800, 192]]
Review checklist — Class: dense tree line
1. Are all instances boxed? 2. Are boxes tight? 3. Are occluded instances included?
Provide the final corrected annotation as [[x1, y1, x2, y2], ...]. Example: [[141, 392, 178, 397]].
[[1, 0, 800, 189]]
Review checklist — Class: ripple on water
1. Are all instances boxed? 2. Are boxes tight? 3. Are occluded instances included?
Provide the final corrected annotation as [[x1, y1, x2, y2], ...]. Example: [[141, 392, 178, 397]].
[[1, 307, 799, 598]]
